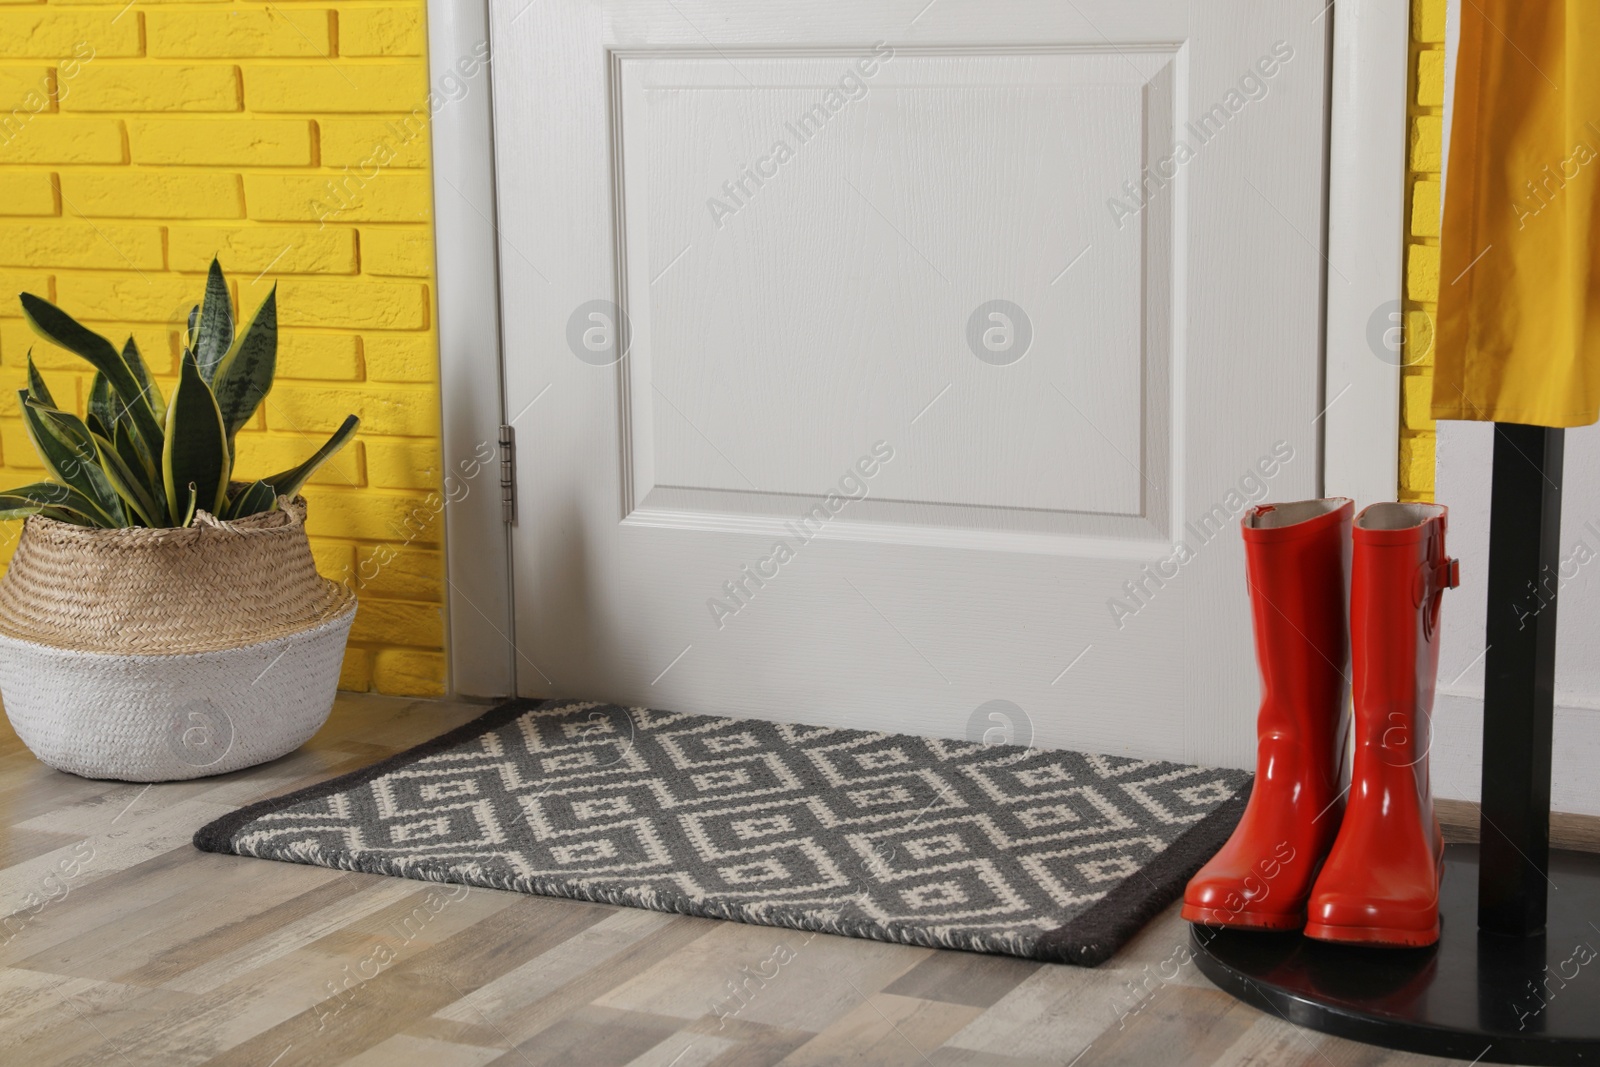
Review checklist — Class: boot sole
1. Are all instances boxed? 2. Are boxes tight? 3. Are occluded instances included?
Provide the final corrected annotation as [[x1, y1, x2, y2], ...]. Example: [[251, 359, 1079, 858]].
[[1180, 903, 1304, 931], [1301, 920, 1438, 947]]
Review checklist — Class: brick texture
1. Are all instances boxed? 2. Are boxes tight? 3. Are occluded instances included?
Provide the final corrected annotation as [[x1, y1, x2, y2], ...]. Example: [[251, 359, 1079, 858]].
[[0, 170, 55, 214], [339, 8, 426, 58], [0, 1, 448, 697], [0, 118, 122, 164], [129, 117, 314, 166], [1401, 0, 1443, 502], [244, 64, 426, 113], [146, 9, 331, 59], [0, 13, 139, 58], [1413, 0, 1446, 45], [0, 67, 53, 107], [65, 64, 241, 112]]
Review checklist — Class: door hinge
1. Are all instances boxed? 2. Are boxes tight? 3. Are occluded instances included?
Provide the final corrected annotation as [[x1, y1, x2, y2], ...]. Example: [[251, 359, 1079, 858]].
[[499, 424, 517, 525]]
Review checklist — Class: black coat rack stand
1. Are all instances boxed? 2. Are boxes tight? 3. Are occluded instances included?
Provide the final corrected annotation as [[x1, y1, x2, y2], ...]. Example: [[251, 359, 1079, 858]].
[[1192, 423, 1600, 1064]]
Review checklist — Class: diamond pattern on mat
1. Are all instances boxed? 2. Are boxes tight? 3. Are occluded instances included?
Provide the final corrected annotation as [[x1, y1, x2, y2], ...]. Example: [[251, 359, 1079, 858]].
[[226, 700, 1249, 958]]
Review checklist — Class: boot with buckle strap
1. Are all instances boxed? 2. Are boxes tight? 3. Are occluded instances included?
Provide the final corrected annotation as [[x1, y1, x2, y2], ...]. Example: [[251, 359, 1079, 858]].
[[1304, 502, 1459, 947]]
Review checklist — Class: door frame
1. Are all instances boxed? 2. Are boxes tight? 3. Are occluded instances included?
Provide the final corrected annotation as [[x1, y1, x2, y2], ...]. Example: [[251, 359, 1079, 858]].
[[424, 0, 1407, 699]]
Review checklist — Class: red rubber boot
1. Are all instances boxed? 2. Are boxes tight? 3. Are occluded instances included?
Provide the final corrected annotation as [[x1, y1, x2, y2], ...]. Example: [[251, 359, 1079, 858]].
[[1304, 503, 1459, 947], [1182, 498, 1353, 930]]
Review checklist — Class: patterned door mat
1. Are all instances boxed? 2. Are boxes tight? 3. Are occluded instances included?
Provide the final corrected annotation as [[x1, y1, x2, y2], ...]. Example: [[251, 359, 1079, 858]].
[[194, 699, 1250, 966]]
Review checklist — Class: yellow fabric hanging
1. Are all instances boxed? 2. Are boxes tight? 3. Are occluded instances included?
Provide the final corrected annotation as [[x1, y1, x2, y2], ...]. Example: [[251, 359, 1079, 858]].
[[1433, 0, 1600, 427]]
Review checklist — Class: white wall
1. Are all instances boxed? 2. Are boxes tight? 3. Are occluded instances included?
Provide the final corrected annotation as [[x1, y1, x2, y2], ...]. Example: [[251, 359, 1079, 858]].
[[1431, 0, 1600, 816]]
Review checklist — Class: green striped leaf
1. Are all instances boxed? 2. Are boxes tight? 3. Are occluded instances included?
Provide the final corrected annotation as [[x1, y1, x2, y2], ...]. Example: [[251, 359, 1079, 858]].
[[225, 479, 278, 520], [0, 481, 106, 523], [111, 420, 152, 494], [87, 372, 115, 437], [38, 507, 93, 525], [19, 394, 120, 526], [29, 401, 124, 514], [20, 293, 164, 462], [211, 285, 277, 445], [120, 336, 163, 422], [93, 432, 160, 527], [258, 414, 359, 500], [118, 339, 162, 474], [175, 482, 198, 528], [25, 353, 54, 409], [195, 258, 233, 383], [162, 352, 230, 524]]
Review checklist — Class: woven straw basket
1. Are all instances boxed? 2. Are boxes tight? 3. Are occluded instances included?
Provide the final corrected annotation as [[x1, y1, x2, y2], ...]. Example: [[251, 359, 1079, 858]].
[[0, 498, 356, 781]]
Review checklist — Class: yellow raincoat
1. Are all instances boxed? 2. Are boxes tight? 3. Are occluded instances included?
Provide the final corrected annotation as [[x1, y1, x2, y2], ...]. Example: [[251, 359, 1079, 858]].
[[1433, 0, 1600, 427]]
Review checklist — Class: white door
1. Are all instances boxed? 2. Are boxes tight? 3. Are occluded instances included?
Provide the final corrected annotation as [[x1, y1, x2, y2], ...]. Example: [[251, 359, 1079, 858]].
[[491, 0, 1329, 769]]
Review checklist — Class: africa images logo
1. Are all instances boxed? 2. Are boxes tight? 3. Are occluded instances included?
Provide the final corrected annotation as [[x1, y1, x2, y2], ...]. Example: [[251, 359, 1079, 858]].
[[707, 442, 895, 629], [1107, 40, 1294, 229], [1106, 441, 1295, 630], [165, 699, 234, 768]]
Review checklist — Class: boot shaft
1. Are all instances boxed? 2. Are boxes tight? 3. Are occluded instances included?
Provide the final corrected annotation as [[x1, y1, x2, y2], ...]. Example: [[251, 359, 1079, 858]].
[[1241, 498, 1352, 740], [1351, 503, 1459, 772]]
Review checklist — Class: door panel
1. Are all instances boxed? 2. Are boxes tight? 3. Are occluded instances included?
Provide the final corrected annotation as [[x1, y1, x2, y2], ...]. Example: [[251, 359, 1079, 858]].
[[493, 1, 1329, 769], [621, 53, 1164, 527]]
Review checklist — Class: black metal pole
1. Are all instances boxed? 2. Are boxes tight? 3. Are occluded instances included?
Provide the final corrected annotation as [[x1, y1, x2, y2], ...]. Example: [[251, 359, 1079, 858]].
[[1478, 422, 1564, 936]]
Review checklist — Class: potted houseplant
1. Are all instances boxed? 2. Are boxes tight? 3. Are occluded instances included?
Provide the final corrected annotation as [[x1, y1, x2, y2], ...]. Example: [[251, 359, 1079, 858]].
[[0, 259, 360, 781]]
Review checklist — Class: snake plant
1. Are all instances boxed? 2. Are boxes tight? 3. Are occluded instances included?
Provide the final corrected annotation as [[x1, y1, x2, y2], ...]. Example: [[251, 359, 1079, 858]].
[[0, 259, 359, 528]]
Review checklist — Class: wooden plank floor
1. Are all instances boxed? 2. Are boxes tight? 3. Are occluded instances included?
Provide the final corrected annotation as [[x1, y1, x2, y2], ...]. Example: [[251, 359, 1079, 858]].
[[0, 693, 1482, 1066]]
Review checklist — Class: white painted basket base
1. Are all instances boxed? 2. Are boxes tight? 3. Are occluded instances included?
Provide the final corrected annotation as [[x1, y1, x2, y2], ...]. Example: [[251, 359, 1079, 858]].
[[0, 603, 356, 782]]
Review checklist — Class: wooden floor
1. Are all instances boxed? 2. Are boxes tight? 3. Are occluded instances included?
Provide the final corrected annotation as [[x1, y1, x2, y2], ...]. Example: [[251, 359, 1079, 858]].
[[0, 693, 1484, 1067]]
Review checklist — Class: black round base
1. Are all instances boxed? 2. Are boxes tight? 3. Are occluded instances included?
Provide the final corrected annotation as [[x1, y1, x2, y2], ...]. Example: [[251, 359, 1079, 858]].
[[1191, 844, 1600, 1065]]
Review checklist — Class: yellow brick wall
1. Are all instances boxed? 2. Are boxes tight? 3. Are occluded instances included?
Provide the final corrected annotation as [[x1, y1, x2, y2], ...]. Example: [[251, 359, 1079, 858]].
[[0, 1, 448, 697], [1401, 0, 1446, 500]]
